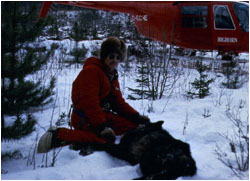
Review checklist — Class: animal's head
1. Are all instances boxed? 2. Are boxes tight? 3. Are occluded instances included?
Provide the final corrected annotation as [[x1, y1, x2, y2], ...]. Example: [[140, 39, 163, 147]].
[[126, 120, 164, 138], [139, 120, 164, 131]]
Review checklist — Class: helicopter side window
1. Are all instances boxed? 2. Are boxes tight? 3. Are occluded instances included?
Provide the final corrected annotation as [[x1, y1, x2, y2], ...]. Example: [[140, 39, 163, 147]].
[[214, 5, 235, 30], [233, 2, 249, 32], [181, 6, 208, 28]]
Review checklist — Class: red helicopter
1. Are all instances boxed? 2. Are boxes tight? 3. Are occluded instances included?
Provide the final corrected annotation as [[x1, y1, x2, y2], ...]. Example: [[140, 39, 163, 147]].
[[39, 1, 249, 56]]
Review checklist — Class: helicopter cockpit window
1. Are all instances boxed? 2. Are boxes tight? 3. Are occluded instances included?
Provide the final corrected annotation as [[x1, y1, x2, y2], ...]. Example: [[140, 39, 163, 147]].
[[181, 6, 208, 28], [233, 2, 249, 32], [214, 5, 235, 30]]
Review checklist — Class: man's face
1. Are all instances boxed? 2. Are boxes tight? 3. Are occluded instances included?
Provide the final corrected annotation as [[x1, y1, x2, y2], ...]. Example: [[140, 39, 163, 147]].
[[104, 53, 121, 72]]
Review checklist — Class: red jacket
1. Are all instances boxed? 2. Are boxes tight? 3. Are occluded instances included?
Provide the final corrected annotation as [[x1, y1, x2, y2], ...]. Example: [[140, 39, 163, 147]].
[[71, 57, 138, 129]]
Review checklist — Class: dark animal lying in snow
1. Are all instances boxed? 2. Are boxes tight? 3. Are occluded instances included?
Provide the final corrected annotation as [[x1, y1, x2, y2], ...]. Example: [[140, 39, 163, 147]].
[[74, 121, 197, 180]]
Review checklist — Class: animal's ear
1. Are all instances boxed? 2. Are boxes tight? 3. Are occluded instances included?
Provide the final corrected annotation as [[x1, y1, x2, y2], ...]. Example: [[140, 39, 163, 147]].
[[147, 120, 164, 129], [155, 120, 164, 127]]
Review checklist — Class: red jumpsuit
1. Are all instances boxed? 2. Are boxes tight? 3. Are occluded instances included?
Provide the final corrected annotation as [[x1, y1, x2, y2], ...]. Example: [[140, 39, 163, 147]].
[[56, 57, 139, 144]]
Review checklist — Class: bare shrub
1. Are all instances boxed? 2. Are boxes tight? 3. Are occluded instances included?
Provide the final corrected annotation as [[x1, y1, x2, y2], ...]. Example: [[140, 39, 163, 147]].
[[215, 108, 249, 178]]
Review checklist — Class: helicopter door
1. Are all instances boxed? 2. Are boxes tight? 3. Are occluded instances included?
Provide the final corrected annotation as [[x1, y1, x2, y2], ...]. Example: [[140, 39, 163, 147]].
[[180, 5, 211, 50], [213, 5, 238, 52], [232, 2, 249, 52]]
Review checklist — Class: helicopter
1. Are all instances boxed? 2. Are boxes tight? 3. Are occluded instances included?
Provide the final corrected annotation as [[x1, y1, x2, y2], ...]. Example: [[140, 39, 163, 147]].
[[39, 1, 249, 58]]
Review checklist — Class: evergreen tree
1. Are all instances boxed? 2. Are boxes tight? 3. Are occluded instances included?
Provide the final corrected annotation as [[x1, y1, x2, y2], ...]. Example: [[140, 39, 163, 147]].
[[221, 62, 246, 89], [187, 61, 214, 99], [128, 59, 150, 100], [127, 39, 156, 100], [70, 21, 88, 65], [1, 2, 56, 140], [70, 21, 83, 42], [128, 39, 172, 101], [46, 13, 61, 40]]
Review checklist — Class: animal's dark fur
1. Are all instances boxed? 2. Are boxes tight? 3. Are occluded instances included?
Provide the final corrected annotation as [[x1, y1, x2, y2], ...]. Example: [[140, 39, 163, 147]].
[[91, 121, 197, 180]]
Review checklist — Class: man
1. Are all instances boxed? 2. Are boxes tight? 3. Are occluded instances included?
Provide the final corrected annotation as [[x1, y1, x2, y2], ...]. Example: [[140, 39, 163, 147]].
[[37, 37, 150, 153]]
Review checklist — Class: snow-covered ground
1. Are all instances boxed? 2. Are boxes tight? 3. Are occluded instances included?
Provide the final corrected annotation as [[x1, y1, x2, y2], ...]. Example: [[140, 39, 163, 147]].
[[1, 40, 249, 180]]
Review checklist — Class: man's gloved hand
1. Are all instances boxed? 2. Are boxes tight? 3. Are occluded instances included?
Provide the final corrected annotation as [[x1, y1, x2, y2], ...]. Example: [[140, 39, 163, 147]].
[[131, 113, 150, 125], [100, 127, 116, 143]]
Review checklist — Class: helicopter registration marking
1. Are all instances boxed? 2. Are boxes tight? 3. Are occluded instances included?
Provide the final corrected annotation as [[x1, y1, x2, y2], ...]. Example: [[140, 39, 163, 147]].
[[132, 15, 148, 22], [218, 37, 238, 43]]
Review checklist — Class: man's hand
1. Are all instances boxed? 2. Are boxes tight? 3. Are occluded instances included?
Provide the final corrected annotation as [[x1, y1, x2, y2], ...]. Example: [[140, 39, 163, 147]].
[[100, 127, 116, 143]]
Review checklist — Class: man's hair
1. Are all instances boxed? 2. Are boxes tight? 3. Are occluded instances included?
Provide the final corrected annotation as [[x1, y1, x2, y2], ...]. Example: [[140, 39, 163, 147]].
[[100, 37, 126, 61]]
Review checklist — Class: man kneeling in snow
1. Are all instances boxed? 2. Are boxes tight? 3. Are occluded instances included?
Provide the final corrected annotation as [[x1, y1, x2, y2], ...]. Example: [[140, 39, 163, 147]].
[[37, 37, 150, 153]]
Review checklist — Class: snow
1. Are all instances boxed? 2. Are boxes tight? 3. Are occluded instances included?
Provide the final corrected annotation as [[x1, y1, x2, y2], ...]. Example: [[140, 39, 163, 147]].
[[1, 40, 249, 180]]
